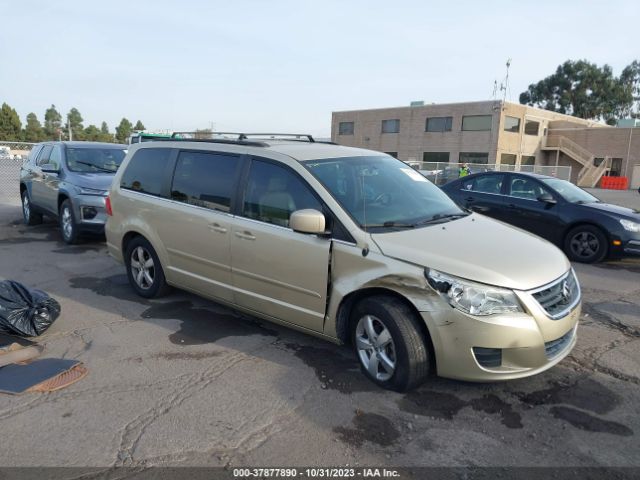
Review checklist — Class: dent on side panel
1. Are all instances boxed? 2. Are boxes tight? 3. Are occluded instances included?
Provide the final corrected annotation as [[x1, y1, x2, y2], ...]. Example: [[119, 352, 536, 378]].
[[324, 241, 445, 340]]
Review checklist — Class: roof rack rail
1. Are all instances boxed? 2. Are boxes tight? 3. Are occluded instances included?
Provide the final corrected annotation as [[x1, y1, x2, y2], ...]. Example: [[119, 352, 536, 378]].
[[171, 132, 316, 143], [238, 133, 315, 142], [168, 132, 267, 147]]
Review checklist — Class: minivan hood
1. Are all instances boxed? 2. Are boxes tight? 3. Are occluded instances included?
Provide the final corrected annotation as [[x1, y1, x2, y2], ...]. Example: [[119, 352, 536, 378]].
[[67, 172, 115, 191], [371, 214, 569, 291]]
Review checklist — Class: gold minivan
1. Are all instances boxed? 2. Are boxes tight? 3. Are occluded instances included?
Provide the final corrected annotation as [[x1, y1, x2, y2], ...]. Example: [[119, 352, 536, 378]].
[[105, 135, 581, 391]]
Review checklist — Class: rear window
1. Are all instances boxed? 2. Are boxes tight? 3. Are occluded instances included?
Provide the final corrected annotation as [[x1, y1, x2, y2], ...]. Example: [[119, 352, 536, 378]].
[[120, 148, 173, 197]]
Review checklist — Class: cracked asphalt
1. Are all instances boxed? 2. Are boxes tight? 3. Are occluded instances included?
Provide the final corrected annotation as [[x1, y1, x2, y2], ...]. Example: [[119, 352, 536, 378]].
[[0, 199, 639, 468]]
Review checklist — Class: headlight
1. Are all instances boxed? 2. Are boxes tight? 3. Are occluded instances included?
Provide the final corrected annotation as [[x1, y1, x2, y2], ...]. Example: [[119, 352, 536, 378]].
[[78, 186, 107, 196], [426, 269, 523, 316], [620, 219, 640, 233]]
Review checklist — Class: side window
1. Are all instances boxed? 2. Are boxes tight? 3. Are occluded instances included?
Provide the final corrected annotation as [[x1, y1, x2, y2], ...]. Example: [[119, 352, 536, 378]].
[[27, 145, 42, 165], [170, 151, 240, 213], [463, 174, 505, 194], [509, 177, 549, 200], [120, 148, 173, 197], [242, 159, 322, 228], [37, 145, 53, 166], [49, 146, 62, 169]]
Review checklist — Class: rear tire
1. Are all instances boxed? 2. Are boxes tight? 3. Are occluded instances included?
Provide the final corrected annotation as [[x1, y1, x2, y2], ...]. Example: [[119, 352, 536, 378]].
[[351, 296, 431, 392], [125, 236, 171, 298], [21, 190, 43, 226], [564, 225, 608, 263]]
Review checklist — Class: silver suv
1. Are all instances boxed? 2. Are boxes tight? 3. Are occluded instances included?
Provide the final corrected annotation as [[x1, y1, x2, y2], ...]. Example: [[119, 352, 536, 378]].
[[19, 142, 127, 243], [105, 134, 581, 391]]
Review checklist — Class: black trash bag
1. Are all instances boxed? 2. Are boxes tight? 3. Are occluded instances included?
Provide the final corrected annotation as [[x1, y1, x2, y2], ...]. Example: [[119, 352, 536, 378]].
[[0, 281, 61, 337]]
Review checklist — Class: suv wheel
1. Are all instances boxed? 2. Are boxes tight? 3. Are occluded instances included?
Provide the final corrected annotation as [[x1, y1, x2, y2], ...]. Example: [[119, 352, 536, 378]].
[[564, 225, 608, 263], [21, 190, 43, 225], [125, 237, 171, 298], [351, 296, 431, 392], [59, 199, 79, 244]]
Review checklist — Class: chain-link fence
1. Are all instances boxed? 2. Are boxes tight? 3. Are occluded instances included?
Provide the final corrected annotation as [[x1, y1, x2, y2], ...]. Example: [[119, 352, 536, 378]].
[[406, 162, 573, 187], [0, 142, 35, 206]]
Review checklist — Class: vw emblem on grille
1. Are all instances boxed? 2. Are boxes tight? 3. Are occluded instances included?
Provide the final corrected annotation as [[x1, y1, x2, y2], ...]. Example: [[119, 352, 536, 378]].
[[561, 280, 572, 303]]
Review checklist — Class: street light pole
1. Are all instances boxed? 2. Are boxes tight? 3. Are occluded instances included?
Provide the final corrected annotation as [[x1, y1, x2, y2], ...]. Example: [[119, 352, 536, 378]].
[[68, 113, 73, 141]]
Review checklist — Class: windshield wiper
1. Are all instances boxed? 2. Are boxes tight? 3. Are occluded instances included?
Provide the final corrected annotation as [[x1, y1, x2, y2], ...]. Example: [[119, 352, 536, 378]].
[[416, 213, 469, 225], [362, 221, 416, 229], [73, 161, 115, 173]]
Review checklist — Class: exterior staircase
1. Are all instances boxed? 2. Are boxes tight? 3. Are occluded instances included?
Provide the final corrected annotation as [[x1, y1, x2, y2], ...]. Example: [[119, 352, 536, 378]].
[[542, 135, 610, 187]]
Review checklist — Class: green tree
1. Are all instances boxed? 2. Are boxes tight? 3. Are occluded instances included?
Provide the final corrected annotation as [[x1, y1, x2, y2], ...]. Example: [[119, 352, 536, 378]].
[[133, 120, 145, 131], [100, 121, 109, 134], [23, 112, 44, 142], [115, 118, 133, 143], [620, 60, 640, 117], [519, 60, 634, 122], [99, 121, 114, 143], [65, 107, 84, 140], [44, 104, 62, 140], [83, 124, 102, 141], [0, 103, 22, 140]]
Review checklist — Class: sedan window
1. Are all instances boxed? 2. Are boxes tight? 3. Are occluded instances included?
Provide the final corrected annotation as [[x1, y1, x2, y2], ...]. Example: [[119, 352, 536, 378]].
[[509, 177, 549, 200], [463, 175, 505, 195]]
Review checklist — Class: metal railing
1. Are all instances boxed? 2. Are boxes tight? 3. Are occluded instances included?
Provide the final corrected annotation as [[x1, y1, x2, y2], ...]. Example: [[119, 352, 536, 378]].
[[406, 162, 573, 186], [544, 135, 593, 167]]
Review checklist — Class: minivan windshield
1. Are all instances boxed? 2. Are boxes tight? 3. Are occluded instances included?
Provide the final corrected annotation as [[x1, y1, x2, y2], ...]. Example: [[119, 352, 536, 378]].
[[541, 178, 600, 204], [305, 156, 466, 231], [66, 147, 126, 173]]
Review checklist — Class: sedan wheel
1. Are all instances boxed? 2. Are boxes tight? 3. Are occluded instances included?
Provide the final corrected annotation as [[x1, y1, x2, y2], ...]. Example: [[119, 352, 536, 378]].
[[564, 225, 607, 263], [355, 314, 397, 382]]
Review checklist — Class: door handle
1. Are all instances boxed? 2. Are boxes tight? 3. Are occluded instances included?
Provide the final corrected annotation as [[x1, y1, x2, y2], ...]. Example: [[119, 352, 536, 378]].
[[235, 230, 256, 240], [208, 223, 227, 234]]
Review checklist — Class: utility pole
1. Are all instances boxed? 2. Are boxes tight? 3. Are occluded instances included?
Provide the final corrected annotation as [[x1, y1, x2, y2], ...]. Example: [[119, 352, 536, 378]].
[[67, 113, 73, 141]]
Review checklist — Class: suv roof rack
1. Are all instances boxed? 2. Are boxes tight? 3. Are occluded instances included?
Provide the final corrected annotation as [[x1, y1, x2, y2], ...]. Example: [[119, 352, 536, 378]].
[[170, 132, 316, 144]]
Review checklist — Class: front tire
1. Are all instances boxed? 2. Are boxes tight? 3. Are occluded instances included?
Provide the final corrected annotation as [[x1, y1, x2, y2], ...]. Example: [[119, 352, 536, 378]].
[[59, 199, 80, 244], [125, 236, 171, 298], [22, 190, 43, 226], [564, 225, 608, 263], [351, 296, 431, 392]]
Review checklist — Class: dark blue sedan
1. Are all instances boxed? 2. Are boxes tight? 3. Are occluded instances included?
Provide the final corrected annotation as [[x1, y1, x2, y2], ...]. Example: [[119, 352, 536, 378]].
[[441, 171, 640, 263]]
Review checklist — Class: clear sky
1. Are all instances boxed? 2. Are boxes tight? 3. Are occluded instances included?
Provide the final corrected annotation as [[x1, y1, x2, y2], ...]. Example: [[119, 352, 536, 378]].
[[1, 0, 638, 137]]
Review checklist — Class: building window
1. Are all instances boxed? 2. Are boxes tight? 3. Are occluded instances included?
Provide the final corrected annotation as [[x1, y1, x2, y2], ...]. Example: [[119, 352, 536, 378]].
[[459, 152, 489, 164], [381, 119, 400, 133], [503, 116, 520, 133], [385, 152, 398, 158], [521, 155, 536, 166], [425, 117, 452, 132], [500, 153, 517, 165], [610, 158, 623, 176], [462, 115, 492, 131], [423, 152, 450, 163], [338, 122, 354, 135], [524, 120, 540, 136]]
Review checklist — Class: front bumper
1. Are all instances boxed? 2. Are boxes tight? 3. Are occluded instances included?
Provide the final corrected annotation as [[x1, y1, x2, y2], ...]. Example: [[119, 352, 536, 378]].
[[72, 194, 108, 234], [421, 278, 581, 382], [609, 229, 640, 257]]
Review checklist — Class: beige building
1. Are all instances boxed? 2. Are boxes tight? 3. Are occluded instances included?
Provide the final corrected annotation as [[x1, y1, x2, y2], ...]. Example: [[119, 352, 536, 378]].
[[331, 100, 640, 188]]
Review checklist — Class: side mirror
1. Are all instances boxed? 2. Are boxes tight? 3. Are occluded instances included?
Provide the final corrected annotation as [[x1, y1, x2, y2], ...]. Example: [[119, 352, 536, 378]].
[[537, 193, 556, 204], [41, 163, 59, 174], [290, 209, 326, 234]]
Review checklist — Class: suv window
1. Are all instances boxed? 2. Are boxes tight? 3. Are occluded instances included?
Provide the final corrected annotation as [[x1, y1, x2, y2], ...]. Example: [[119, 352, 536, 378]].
[[120, 148, 173, 197], [37, 145, 53, 166], [242, 159, 322, 228], [49, 145, 62, 169], [27, 145, 42, 165], [462, 174, 505, 194], [509, 176, 549, 200], [171, 151, 240, 213]]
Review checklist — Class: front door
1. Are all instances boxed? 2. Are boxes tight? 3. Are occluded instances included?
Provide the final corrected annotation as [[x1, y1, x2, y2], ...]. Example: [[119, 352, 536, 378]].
[[30, 144, 53, 213], [231, 158, 331, 332], [39, 144, 63, 213]]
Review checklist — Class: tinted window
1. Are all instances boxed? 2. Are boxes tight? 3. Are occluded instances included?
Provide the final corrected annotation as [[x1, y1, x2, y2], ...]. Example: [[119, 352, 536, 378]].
[[381, 119, 400, 133], [521, 155, 536, 166], [338, 122, 354, 135], [423, 152, 449, 163], [509, 176, 549, 200], [120, 148, 173, 196], [49, 145, 62, 169], [37, 145, 53, 166], [524, 120, 540, 135], [171, 151, 240, 213], [462, 174, 505, 194], [67, 147, 126, 173], [426, 117, 452, 132], [243, 160, 322, 228], [504, 116, 520, 132], [27, 145, 42, 165], [459, 152, 489, 164], [462, 115, 492, 131], [500, 153, 517, 165]]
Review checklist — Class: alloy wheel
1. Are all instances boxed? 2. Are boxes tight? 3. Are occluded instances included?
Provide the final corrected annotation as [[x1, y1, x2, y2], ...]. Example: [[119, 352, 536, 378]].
[[569, 231, 599, 259], [22, 195, 30, 222], [61, 207, 74, 240], [355, 314, 397, 381], [130, 246, 155, 290]]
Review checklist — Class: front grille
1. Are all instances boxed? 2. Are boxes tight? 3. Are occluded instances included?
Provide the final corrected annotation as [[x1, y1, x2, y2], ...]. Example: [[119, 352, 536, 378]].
[[545, 327, 575, 359], [472, 347, 502, 368], [530, 270, 580, 320]]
